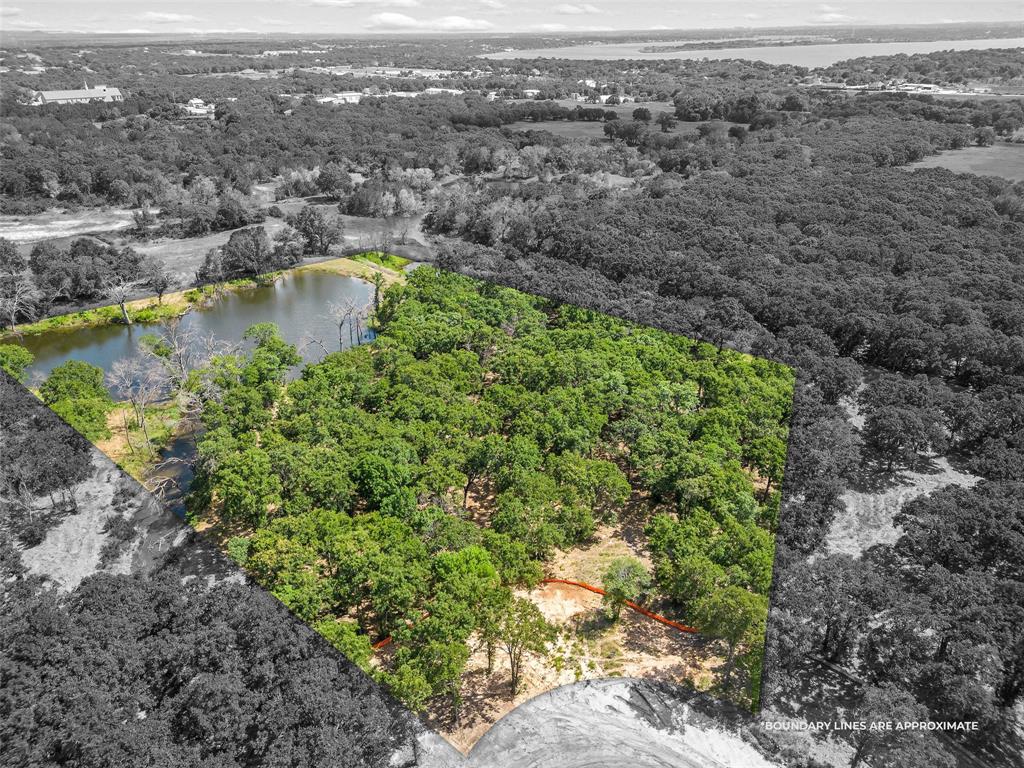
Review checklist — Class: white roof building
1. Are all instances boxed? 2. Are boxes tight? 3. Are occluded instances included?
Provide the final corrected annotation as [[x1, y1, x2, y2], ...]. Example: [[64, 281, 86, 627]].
[[31, 84, 123, 106], [316, 91, 364, 105]]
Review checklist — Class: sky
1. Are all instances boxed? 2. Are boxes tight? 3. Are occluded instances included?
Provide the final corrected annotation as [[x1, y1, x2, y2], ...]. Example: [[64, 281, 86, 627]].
[[0, 0, 1021, 36]]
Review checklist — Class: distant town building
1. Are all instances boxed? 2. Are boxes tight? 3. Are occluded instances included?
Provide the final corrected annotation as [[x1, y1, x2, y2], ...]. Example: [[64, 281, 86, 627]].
[[316, 91, 364, 105], [31, 84, 123, 106], [180, 98, 216, 117]]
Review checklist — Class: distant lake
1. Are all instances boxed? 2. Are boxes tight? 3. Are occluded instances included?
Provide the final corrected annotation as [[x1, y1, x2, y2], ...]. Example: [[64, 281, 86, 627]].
[[480, 37, 1024, 67]]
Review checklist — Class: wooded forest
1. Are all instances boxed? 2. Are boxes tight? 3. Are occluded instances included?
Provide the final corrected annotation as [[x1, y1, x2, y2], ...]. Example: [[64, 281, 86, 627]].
[[183, 269, 793, 715], [2, 33, 1023, 767]]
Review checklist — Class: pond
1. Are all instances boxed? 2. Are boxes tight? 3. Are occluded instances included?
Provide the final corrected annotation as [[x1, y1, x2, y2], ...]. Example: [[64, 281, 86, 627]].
[[16, 269, 376, 388], [12, 268, 378, 518]]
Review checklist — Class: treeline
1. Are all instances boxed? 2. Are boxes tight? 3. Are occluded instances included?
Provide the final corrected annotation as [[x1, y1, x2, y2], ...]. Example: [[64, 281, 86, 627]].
[[0, 95, 489, 213], [183, 269, 792, 714], [820, 47, 1024, 85], [0, 237, 173, 327], [5, 58, 1020, 214]]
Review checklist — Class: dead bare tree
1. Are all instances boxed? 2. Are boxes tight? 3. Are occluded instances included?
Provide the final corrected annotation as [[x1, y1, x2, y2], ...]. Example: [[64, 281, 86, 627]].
[[299, 336, 330, 358], [370, 271, 386, 313], [106, 356, 168, 456], [0, 276, 42, 334], [353, 304, 370, 345], [103, 275, 147, 326], [378, 225, 394, 255], [326, 299, 360, 350], [144, 456, 190, 503]]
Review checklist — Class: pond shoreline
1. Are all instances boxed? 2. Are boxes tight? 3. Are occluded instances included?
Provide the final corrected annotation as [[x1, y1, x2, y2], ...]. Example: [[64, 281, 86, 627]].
[[1, 253, 406, 342], [20, 255, 412, 516]]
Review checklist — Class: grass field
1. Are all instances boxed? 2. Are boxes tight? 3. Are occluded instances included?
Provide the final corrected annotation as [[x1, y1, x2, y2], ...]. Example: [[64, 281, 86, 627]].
[[907, 142, 1024, 182], [506, 114, 741, 141]]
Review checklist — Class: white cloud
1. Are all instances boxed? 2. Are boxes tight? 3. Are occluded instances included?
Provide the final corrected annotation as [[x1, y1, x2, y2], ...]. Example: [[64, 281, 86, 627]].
[[0, 6, 23, 16], [138, 12, 202, 24], [479, 0, 505, 7], [186, 27, 260, 34], [812, 11, 852, 22], [554, 3, 601, 14], [312, 0, 420, 7], [532, 22, 567, 31], [810, 2, 851, 22], [365, 12, 494, 31], [431, 15, 495, 30], [6, 19, 46, 30]]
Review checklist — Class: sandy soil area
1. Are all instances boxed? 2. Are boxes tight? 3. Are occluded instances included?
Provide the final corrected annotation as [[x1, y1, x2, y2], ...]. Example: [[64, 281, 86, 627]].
[[428, 501, 720, 753], [0, 207, 141, 243], [462, 678, 781, 768], [826, 384, 981, 558], [823, 454, 981, 558], [18, 456, 121, 589]]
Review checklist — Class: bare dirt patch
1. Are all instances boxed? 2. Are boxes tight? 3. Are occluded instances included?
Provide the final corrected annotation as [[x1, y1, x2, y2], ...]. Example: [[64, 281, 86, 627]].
[[431, 566, 720, 752], [0, 207, 141, 244], [823, 455, 981, 557]]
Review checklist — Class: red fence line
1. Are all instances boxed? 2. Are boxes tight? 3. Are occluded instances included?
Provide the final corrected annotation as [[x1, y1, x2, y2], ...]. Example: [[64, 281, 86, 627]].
[[370, 577, 699, 651], [540, 578, 699, 635]]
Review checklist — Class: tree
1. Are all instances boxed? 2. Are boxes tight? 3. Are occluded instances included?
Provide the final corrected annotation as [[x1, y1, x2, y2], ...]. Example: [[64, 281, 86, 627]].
[[974, 126, 997, 146], [497, 596, 554, 697], [221, 226, 275, 277], [0, 344, 33, 383], [370, 271, 386, 313], [693, 586, 767, 684], [656, 111, 677, 133], [40, 360, 109, 405], [40, 360, 114, 442], [271, 226, 305, 267], [294, 206, 343, 255], [142, 257, 176, 303], [0, 237, 26, 286], [632, 106, 652, 122], [0, 238, 40, 331], [131, 207, 157, 238], [313, 618, 373, 672], [103, 274, 146, 325], [601, 556, 651, 621], [316, 162, 354, 200], [848, 684, 933, 768], [216, 447, 281, 527], [106, 356, 165, 453]]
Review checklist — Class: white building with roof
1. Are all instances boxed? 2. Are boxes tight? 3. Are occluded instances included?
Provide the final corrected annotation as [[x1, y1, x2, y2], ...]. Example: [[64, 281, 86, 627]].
[[31, 84, 123, 106]]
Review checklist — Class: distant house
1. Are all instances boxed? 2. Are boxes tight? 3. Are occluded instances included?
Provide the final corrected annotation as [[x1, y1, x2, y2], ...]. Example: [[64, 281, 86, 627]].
[[316, 91, 363, 105], [181, 98, 216, 117], [31, 84, 123, 106]]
